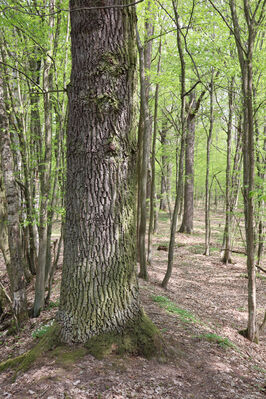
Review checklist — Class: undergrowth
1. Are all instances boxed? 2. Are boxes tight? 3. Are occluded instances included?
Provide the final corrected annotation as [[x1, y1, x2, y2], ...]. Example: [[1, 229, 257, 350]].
[[152, 295, 200, 324], [196, 333, 238, 350]]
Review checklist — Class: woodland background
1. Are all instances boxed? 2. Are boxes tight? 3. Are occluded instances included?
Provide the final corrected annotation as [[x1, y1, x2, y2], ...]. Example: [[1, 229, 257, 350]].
[[0, 1, 265, 396]]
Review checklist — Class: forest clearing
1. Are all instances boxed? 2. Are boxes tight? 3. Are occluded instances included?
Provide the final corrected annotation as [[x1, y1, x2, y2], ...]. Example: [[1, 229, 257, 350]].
[[0, 207, 265, 399]]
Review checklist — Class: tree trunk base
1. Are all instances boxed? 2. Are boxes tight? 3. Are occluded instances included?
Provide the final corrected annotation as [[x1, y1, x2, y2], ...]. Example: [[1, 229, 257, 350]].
[[85, 312, 161, 359], [0, 313, 162, 378]]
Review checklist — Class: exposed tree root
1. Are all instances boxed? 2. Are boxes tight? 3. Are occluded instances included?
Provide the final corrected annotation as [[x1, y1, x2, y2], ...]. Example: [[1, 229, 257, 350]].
[[0, 312, 162, 378]]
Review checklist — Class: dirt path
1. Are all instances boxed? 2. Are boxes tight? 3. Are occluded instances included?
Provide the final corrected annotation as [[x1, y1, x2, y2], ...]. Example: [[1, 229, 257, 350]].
[[0, 210, 265, 398]]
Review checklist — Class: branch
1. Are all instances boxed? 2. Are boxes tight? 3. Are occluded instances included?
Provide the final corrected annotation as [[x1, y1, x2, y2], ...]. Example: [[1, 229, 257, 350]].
[[70, 0, 144, 11], [0, 281, 12, 306], [156, 0, 176, 24], [1, 1, 144, 16], [207, 0, 247, 56], [181, 80, 201, 98], [185, 0, 195, 39], [257, 265, 266, 273], [0, 61, 44, 93]]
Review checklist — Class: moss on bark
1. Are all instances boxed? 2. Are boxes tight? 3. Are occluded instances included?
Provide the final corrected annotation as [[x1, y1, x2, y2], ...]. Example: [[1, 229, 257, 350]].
[[85, 312, 162, 360], [0, 313, 161, 377]]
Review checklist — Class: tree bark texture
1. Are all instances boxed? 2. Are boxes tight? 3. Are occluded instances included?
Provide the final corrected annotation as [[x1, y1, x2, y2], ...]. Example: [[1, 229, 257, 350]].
[[0, 72, 28, 326], [34, 0, 56, 317], [179, 92, 196, 234], [221, 78, 234, 265], [136, 28, 149, 281], [147, 39, 161, 265], [57, 0, 141, 343], [0, 165, 10, 274], [229, 0, 259, 341]]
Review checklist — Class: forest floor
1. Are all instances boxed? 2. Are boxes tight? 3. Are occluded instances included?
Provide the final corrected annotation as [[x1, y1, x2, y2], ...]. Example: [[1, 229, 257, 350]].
[[0, 207, 265, 399]]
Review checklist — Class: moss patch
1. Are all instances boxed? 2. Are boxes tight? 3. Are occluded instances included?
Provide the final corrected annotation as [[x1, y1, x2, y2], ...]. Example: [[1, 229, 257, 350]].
[[50, 346, 88, 368], [0, 313, 161, 376], [0, 323, 60, 374], [85, 312, 162, 360]]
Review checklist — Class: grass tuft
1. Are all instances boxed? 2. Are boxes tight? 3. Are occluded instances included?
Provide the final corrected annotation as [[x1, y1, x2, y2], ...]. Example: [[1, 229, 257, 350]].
[[152, 295, 200, 324], [197, 333, 238, 350]]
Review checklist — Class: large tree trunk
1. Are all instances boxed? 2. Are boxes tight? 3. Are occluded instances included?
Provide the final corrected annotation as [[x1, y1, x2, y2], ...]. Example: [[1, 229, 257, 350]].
[[57, 0, 142, 343]]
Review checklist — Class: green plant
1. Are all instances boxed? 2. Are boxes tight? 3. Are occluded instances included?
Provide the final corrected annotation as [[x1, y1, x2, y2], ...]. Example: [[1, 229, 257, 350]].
[[46, 300, 59, 309], [152, 295, 200, 324], [32, 320, 54, 339], [197, 333, 237, 349]]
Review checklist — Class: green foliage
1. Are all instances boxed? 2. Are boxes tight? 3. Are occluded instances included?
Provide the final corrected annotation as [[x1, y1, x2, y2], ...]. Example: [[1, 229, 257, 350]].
[[46, 300, 59, 309], [152, 295, 200, 324], [32, 320, 54, 339]]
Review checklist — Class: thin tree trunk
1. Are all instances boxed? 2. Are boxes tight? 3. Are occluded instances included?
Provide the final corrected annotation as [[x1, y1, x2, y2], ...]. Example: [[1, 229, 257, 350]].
[[0, 71, 28, 327], [162, 0, 186, 289], [221, 78, 234, 264], [203, 77, 213, 255], [179, 91, 196, 234], [147, 38, 161, 265], [34, 0, 55, 316], [136, 28, 149, 281], [229, 0, 259, 342]]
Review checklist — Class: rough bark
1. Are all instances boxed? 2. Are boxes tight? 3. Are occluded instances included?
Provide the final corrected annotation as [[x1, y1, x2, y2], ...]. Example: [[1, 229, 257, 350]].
[[179, 91, 196, 234], [34, 0, 56, 317], [136, 28, 149, 281], [0, 165, 10, 274], [57, 0, 142, 343], [229, 0, 260, 342], [0, 71, 28, 327]]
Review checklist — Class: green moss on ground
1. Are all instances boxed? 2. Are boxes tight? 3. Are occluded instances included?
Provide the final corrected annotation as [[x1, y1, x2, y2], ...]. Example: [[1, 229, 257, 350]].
[[50, 346, 88, 367], [0, 323, 60, 374], [85, 312, 162, 360], [0, 312, 162, 376]]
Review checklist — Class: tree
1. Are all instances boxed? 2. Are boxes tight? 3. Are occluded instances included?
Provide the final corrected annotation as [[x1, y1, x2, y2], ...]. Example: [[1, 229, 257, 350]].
[[208, 0, 265, 341], [0, 70, 28, 327], [57, 0, 158, 350], [228, 0, 264, 343]]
